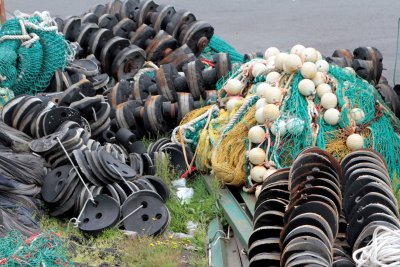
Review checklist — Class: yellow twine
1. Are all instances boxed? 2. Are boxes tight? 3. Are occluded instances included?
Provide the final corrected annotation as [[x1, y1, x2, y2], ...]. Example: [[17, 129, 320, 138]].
[[211, 104, 257, 186]]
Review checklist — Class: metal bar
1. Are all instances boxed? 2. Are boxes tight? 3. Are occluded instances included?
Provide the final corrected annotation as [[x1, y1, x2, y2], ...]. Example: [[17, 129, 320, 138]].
[[207, 218, 228, 267], [203, 175, 253, 251], [0, 0, 5, 24], [239, 191, 256, 218]]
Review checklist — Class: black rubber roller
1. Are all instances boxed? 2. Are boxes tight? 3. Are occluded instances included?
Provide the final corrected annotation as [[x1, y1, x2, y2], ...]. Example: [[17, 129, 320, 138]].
[[116, 128, 137, 149]]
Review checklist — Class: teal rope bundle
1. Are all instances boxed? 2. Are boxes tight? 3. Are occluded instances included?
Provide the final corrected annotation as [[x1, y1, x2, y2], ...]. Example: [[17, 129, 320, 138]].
[[0, 12, 72, 97]]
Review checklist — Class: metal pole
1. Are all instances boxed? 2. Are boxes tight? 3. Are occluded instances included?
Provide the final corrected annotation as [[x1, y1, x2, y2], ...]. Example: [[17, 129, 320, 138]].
[[0, 0, 5, 24]]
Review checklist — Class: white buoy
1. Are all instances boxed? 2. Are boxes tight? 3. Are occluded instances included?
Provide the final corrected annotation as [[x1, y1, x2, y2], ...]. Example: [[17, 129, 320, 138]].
[[324, 108, 341, 125], [251, 166, 267, 183], [248, 126, 266, 144], [264, 86, 282, 104], [298, 79, 316, 96], [346, 134, 364, 151], [290, 44, 306, 56], [225, 78, 244, 96], [350, 108, 366, 125], [263, 168, 277, 181], [301, 47, 318, 63], [320, 92, 338, 109], [266, 71, 281, 84], [263, 104, 280, 122], [226, 97, 243, 112], [275, 53, 289, 71], [316, 59, 329, 73], [255, 108, 266, 124], [266, 56, 276, 70], [316, 83, 332, 98], [256, 98, 267, 110], [256, 82, 270, 98], [252, 62, 268, 77], [270, 120, 287, 136], [300, 62, 317, 79], [248, 148, 266, 165], [283, 54, 302, 74], [312, 72, 327, 87], [255, 185, 262, 199], [286, 117, 305, 135], [264, 47, 280, 59]]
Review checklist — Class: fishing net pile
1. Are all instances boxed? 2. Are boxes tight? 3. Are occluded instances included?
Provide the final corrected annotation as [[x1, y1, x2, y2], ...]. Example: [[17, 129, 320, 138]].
[[173, 45, 400, 189], [0, 231, 70, 266], [0, 11, 73, 99]]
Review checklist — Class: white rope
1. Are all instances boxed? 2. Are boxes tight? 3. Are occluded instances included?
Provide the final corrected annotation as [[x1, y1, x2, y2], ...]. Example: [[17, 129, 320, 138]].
[[117, 205, 144, 226], [21, 33, 39, 48], [23, 21, 58, 32], [353, 225, 400, 267], [56, 137, 95, 203], [171, 105, 219, 144], [68, 198, 90, 228]]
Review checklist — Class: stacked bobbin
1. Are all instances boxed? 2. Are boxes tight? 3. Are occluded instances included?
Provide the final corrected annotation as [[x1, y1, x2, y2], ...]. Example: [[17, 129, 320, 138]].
[[340, 149, 400, 254], [58, 0, 214, 81], [280, 148, 342, 266], [248, 168, 290, 266]]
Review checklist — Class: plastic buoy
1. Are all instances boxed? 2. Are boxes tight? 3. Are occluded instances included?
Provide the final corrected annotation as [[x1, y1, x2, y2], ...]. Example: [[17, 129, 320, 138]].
[[324, 108, 341, 125]]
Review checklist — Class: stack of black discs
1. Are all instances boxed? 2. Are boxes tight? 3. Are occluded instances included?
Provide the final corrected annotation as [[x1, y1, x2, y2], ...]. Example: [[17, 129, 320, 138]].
[[280, 148, 342, 266], [341, 149, 400, 254], [248, 168, 290, 266]]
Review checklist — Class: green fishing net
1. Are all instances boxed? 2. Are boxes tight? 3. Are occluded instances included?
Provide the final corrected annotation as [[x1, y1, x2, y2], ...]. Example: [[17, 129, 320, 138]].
[[0, 230, 70, 266], [0, 12, 73, 96]]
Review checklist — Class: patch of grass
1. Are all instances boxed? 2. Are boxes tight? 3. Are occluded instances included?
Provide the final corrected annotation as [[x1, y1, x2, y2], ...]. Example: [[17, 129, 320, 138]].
[[121, 235, 188, 267], [39, 149, 220, 266], [166, 178, 221, 233]]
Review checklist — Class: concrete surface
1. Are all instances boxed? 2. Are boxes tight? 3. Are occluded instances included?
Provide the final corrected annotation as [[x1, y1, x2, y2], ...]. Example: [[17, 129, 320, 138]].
[[5, 0, 400, 83]]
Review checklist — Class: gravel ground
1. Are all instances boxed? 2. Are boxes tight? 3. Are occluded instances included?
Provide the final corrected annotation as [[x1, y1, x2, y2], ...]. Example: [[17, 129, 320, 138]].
[[6, 0, 400, 83]]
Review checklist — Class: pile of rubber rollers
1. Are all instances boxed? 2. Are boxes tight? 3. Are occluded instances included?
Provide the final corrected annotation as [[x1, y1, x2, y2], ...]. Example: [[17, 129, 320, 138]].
[[0, 0, 400, 266], [0, 0, 238, 237]]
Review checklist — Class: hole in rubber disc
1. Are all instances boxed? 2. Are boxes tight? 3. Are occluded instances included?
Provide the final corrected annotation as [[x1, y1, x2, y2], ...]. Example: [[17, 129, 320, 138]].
[[155, 213, 162, 220], [95, 213, 102, 219], [141, 201, 148, 208], [142, 214, 149, 221], [83, 218, 89, 223], [357, 216, 364, 223], [56, 171, 62, 177]]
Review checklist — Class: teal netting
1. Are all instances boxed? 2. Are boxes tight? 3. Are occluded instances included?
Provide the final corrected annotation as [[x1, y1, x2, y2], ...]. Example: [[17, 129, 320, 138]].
[[200, 35, 244, 64], [0, 230, 70, 266], [0, 12, 72, 96]]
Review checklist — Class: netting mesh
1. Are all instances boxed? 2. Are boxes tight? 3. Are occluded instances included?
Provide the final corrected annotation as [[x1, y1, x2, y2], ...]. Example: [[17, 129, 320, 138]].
[[200, 35, 244, 64], [175, 59, 400, 187], [0, 12, 72, 97], [0, 230, 70, 266]]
